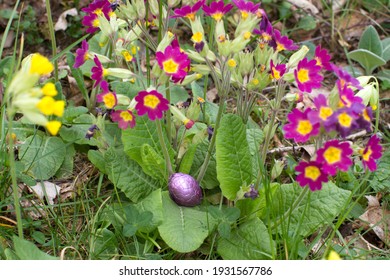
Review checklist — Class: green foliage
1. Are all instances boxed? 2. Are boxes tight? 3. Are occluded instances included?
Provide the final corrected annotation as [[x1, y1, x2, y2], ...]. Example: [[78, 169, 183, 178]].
[[369, 149, 390, 193], [347, 25, 388, 74], [12, 236, 58, 260], [216, 114, 253, 200]]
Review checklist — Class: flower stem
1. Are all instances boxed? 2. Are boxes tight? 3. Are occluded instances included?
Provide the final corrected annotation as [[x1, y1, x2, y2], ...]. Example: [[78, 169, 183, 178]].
[[165, 81, 172, 144], [156, 119, 173, 177], [45, 0, 58, 82]]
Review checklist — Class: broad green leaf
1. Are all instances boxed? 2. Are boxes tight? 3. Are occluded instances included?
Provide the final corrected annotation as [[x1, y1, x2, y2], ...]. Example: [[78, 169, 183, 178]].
[[369, 149, 390, 192], [13, 236, 58, 260], [59, 114, 99, 146], [217, 217, 274, 260], [122, 205, 153, 237], [348, 49, 386, 74], [91, 228, 118, 259], [358, 26, 383, 56], [112, 80, 143, 99], [216, 114, 252, 200], [167, 85, 190, 104], [246, 128, 264, 177], [88, 150, 107, 174], [62, 106, 88, 123], [382, 43, 390, 62], [158, 192, 211, 253], [134, 189, 164, 233], [297, 15, 317, 31], [140, 144, 168, 182], [104, 147, 161, 202], [272, 182, 350, 237], [377, 69, 390, 84], [19, 135, 66, 180], [55, 144, 75, 178], [122, 115, 175, 171], [191, 81, 222, 124], [189, 140, 219, 189], [179, 143, 198, 174]]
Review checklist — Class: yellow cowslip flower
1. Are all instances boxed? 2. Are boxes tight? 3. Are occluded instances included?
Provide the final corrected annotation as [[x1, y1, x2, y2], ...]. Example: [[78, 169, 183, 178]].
[[53, 100, 65, 117], [29, 54, 54, 76], [327, 250, 342, 260], [46, 121, 62, 136], [36, 96, 56, 115], [41, 82, 57, 97]]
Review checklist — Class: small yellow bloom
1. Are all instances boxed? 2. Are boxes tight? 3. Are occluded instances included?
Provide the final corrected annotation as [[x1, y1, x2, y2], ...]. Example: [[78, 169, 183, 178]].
[[37, 96, 56, 115], [227, 59, 237, 68], [46, 121, 62, 136], [327, 250, 342, 260], [53, 100, 65, 117], [29, 54, 54, 76], [41, 82, 57, 97]]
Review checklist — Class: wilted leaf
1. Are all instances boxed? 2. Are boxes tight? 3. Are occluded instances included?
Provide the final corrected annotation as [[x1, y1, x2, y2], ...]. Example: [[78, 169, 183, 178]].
[[54, 8, 78, 31], [28, 181, 61, 205]]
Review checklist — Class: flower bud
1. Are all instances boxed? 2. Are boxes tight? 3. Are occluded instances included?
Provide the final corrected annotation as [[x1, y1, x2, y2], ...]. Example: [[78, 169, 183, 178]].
[[287, 45, 309, 69]]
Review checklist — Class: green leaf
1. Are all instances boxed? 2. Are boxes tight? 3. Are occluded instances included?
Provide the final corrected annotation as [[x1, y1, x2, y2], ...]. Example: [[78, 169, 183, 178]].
[[158, 192, 212, 253], [91, 228, 118, 259], [122, 205, 153, 237], [88, 150, 107, 174], [358, 25, 383, 57], [167, 85, 190, 104], [55, 144, 75, 178], [217, 218, 274, 259], [13, 236, 58, 260], [246, 128, 264, 177], [377, 69, 390, 84], [62, 106, 88, 123], [112, 80, 142, 99], [104, 147, 161, 202], [179, 143, 198, 174], [59, 114, 99, 146], [134, 189, 164, 233], [273, 182, 350, 237], [297, 15, 317, 31], [348, 49, 386, 74], [140, 144, 168, 182], [382, 39, 390, 62], [369, 149, 390, 192], [19, 135, 66, 180], [216, 114, 253, 200], [122, 115, 175, 171]]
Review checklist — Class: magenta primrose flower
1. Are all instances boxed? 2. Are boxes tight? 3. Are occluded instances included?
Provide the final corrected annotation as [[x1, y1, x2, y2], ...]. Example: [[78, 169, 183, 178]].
[[111, 109, 136, 129], [270, 60, 286, 80], [156, 40, 191, 83], [171, 0, 205, 21], [337, 82, 364, 109], [326, 107, 359, 138], [294, 58, 323, 93], [203, 1, 233, 21], [254, 11, 273, 43], [283, 108, 320, 143], [135, 90, 169, 121], [271, 29, 299, 52], [314, 45, 332, 71], [308, 94, 334, 124], [295, 160, 329, 191], [331, 64, 362, 91], [81, 0, 113, 34], [316, 140, 353, 176], [359, 135, 383, 171], [232, 0, 261, 20], [91, 56, 107, 87], [96, 81, 117, 109], [74, 40, 90, 68], [357, 107, 373, 132]]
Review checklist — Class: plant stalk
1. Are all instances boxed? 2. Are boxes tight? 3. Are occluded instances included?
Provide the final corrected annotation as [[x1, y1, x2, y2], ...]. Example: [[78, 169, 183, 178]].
[[156, 119, 174, 177], [45, 0, 58, 82]]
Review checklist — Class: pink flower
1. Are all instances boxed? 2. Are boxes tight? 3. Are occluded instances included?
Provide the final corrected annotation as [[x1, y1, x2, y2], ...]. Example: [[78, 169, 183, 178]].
[[111, 109, 136, 129], [96, 81, 117, 109], [331, 64, 362, 91], [172, 0, 205, 21], [203, 1, 233, 21], [337, 82, 364, 109], [91, 56, 107, 87], [314, 45, 332, 71], [81, 0, 113, 34], [295, 160, 329, 191], [294, 58, 323, 93], [308, 94, 334, 124], [74, 40, 90, 68], [270, 60, 286, 80], [325, 107, 359, 138], [359, 135, 383, 171], [357, 107, 373, 132], [135, 90, 169, 121], [156, 40, 191, 83], [271, 29, 298, 52], [316, 140, 353, 176], [232, 0, 261, 20], [253, 11, 273, 43], [283, 108, 320, 143]]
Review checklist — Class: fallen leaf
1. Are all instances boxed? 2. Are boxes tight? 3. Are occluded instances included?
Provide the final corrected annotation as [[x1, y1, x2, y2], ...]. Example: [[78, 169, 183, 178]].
[[54, 8, 78, 31], [286, 0, 319, 15], [29, 181, 61, 205]]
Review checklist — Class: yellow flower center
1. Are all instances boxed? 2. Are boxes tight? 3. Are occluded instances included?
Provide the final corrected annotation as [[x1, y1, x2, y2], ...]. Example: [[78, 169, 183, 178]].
[[362, 109, 371, 122], [103, 93, 116, 109], [315, 57, 322, 66], [276, 43, 285, 52], [46, 121, 62, 136], [212, 12, 223, 21], [262, 33, 272, 42], [121, 50, 133, 62], [319, 107, 333, 121], [92, 18, 100, 27], [241, 11, 249, 20], [272, 69, 281, 80], [102, 68, 109, 77], [304, 166, 321, 181], [30, 53, 54, 76], [144, 94, 160, 109], [186, 13, 195, 21], [120, 111, 133, 122], [227, 59, 237, 68], [251, 78, 259, 86], [41, 83, 57, 97], [338, 112, 352, 128], [297, 120, 313, 136], [361, 148, 372, 161], [94, 8, 103, 16], [163, 59, 179, 74], [243, 32, 251, 40], [192, 32, 203, 43], [297, 68, 309, 83], [323, 147, 342, 164]]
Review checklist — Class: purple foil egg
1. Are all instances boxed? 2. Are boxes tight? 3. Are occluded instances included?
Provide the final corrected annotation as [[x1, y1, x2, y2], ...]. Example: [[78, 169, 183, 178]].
[[168, 173, 202, 207]]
